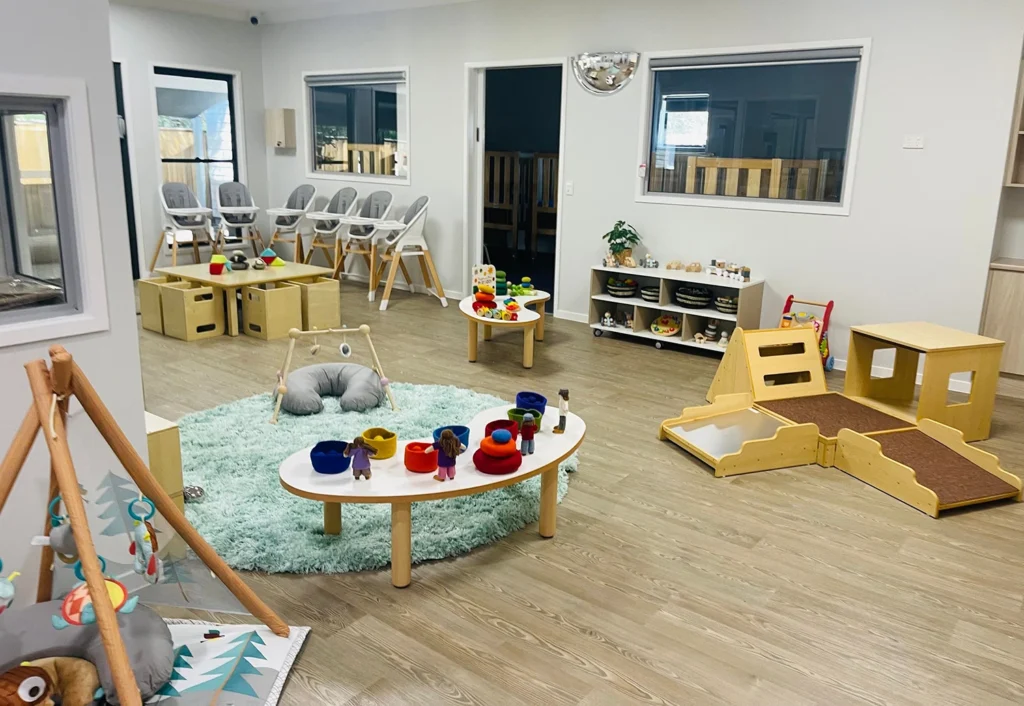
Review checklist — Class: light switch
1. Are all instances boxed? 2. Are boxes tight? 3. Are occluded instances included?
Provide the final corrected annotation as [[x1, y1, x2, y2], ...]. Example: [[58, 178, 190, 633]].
[[902, 134, 925, 149], [565, 181, 574, 196]]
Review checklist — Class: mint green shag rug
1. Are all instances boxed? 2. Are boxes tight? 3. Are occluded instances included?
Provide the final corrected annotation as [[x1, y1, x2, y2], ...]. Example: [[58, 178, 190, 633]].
[[178, 384, 575, 574]]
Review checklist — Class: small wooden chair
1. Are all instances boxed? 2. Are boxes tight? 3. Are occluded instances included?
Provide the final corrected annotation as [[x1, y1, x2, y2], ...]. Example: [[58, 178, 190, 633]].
[[337, 191, 394, 301], [151, 182, 214, 271], [484, 151, 520, 249], [267, 184, 316, 262], [375, 196, 446, 311], [216, 181, 264, 256], [531, 153, 558, 257], [305, 187, 358, 272]]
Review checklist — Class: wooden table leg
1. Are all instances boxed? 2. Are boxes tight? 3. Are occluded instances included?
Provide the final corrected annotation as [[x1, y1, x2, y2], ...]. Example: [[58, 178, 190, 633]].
[[391, 502, 412, 588], [468, 320, 478, 362], [225, 287, 239, 337], [534, 304, 545, 342], [324, 502, 341, 535], [368, 241, 378, 302], [523, 325, 535, 368], [539, 467, 558, 538], [483, 325, 492, 341]]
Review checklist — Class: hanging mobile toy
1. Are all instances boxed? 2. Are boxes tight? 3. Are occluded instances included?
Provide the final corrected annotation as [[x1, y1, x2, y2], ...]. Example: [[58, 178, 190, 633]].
[[52, 556, 138, 630], [128, 497, 163, 585], [0, 559, 20, 616], [40, 496, 79, 565]]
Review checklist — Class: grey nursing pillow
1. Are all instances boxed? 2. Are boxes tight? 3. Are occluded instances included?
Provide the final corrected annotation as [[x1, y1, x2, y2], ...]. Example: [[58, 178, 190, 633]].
[[0, 600, 173, 703], [280, 363, 386, 415]]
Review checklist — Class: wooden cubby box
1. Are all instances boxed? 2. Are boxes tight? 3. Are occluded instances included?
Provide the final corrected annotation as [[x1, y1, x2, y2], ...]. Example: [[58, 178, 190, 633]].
[[590, 264, 764, 355]]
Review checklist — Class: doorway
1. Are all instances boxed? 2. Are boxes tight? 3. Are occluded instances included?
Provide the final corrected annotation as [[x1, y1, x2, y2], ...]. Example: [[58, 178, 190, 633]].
[[113, 63, 140, 280], [466, 62, 565, 312]]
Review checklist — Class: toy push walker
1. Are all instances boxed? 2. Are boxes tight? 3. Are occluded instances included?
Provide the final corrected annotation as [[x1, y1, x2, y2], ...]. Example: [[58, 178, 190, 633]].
[[780, 295, 835, 371]]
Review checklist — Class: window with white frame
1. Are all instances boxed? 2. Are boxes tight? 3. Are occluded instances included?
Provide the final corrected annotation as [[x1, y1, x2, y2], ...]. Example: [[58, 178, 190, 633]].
[[306, 70, 409, 180], [644, 46, 863, 207], [0, 96, 77, 317]]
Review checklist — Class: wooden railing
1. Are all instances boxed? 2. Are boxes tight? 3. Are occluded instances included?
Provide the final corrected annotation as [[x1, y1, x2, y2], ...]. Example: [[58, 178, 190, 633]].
[[317, 140, 397, 176], [648, 154, 832, 201]]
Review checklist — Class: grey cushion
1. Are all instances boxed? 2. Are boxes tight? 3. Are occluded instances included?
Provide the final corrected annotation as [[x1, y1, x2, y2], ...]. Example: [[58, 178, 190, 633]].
[[276, 184, 315, 227], [280, 363, 386, 415], [0, 600, 173, 704], [219, 181, 256, 225], [162, 182, 204, 228], [316, 187, 357, 230], [350, 191, 393, 236]]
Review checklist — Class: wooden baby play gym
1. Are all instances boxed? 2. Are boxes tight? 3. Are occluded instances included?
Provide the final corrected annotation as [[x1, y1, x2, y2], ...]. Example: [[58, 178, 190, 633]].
[[660, 325, 1022, 517]]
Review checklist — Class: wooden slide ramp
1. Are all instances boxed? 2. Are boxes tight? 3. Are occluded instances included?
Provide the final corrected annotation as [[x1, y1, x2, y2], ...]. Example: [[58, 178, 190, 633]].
[[835, 419, 1023, 517]]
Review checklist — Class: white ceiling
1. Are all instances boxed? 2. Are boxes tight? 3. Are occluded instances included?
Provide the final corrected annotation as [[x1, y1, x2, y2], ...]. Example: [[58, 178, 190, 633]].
[[112, 0, 480, 24]]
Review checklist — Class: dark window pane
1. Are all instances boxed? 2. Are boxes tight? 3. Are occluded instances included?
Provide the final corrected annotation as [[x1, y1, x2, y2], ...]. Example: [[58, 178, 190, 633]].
[[310, 80, 407, 177]]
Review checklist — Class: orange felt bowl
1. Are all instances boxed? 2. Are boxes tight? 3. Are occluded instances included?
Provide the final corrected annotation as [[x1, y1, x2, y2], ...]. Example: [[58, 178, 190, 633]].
[[479, 436, 517, 457], [404, 441, 438, 473], [474, 292, 496, 302]]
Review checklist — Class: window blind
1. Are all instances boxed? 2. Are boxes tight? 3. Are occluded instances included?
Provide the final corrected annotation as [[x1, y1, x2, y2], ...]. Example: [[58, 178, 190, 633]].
[[650, 47, 861, 71], [305, 71, 406, 87]]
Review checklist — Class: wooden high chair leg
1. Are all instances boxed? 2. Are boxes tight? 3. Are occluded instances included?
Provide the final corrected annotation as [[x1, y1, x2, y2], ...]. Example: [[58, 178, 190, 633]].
[[398, 259, 414, 288], [422, 248, 447, 306], [379, 255, 402, 311], [171, 237, 179, 266], [149, 230, 166, 272], [293, 234, 303, 263], [191, 235, 201, 264], [368, 241, 379, 302]]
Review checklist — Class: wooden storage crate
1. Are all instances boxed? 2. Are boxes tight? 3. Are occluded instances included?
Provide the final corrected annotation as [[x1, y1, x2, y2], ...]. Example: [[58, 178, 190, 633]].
[[242, 282, 302, 340], [160, 282, 225, 342], [138, 276, 172, 334], [287, 276, 340, 330]]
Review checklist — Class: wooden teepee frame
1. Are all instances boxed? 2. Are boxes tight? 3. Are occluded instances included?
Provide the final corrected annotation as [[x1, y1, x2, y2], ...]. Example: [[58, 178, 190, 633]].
[[0, 346, 288, 706]]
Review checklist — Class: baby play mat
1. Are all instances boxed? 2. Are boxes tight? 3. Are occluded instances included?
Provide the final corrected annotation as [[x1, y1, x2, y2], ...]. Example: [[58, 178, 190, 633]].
[[178, 384, 575, 573]]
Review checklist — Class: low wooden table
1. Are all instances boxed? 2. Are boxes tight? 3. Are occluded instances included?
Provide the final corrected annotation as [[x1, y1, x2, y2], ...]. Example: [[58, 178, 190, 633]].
[[155, 262, 334, 337], [278, 404, 585, 587], [844, 322, 1004, 441], [459, 291, 549, 369]]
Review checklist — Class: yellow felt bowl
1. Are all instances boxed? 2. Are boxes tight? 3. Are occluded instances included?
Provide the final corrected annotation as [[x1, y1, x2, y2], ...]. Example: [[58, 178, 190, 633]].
[[361, 427, 397, 459]]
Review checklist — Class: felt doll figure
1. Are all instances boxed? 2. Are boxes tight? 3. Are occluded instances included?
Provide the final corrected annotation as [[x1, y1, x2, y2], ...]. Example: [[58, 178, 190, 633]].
[[433, 429, 466, 482], [554, 388, 569, 434], [345, 437, 377, 480], [520, 413, 537, 456]]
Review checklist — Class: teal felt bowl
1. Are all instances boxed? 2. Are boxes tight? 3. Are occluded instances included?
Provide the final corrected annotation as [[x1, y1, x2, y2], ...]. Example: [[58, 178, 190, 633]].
[[433, 425, 470, 448], [507, 408, 543, 427], [310, 441, 351, 474]]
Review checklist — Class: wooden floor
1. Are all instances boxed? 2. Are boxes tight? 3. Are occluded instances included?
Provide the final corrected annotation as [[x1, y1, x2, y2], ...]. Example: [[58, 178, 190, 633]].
[[140, 284, 1024, 705]]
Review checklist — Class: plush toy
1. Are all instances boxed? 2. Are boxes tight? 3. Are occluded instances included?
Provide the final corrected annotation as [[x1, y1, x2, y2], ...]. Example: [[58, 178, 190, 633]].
[[31, 658, 102, 706], [0, 663, 52, 705], [0, 559, 19, 617], [128, 498, 164, 585], [51, 558, 138, 631]]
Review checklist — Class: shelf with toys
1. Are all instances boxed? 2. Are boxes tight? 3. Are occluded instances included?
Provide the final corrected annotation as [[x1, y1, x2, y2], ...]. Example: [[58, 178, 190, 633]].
[[589, 263, 764, 353]]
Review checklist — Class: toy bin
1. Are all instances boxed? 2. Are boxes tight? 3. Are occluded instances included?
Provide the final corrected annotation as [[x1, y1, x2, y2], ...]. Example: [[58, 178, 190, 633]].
[[159, 282, 225, 342], [433, 425, 471, 448], [516, 391, 547, 412], [241, 282, 302, 341], [485, 419, 519, 440], [361, 427, 398, 459], [138, 276, 172, 334], [310, 441, 351, 474], [404, 442, 438, 473], [507, 408, 544, 427], [286, 277, 341, 331]]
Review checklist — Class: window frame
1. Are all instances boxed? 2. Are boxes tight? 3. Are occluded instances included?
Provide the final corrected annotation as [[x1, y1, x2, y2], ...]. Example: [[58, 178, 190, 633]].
[[302, 66, 411, 186], [634, 39, 871, 216], [0, 72, 108, 347]]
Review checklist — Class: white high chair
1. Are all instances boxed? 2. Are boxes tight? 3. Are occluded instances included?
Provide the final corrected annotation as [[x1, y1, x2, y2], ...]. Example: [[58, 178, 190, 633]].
[[336, 191, 397, 300], [216, 181, 264, 256], [375, 196, 447, 311], [305, 187, 358, 272], [151, 182, 215, 271], [267, 184, 317, 262]]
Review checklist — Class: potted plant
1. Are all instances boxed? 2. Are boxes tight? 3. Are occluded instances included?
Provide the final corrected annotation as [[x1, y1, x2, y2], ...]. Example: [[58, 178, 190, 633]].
[[602, 221, 641, 265]]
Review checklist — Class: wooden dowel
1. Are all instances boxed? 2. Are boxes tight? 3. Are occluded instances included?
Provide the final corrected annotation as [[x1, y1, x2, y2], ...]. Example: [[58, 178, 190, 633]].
[[69, 362, 290, 637], [25, 361, 142, 706], [362, 328, 397, 411], [270, 337, 297, 424], [49, 346, 73, 399], [37, 346, 73, 602], [0, 407, 40, 514]]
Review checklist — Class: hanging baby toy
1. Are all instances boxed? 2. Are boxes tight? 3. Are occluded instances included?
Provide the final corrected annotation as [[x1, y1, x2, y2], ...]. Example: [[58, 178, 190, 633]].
[[51, 556, 138, 630], [0, 558, 20, 616], [128, 497, 163, 585], [37, 496, 80, 565]]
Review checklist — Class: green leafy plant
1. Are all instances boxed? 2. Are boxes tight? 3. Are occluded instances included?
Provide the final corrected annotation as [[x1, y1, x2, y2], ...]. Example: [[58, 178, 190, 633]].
[[602, 220, 641, 255]]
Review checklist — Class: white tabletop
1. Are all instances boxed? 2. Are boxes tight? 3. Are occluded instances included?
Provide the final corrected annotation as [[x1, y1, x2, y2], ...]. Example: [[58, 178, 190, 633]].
[[279, 404, 584, 503], [458, 290, 548, 325]]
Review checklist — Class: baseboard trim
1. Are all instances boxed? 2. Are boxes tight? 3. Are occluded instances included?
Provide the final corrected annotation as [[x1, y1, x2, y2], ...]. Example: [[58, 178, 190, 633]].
[[554, 309, 589, 324], [342, 273, 462, 300]]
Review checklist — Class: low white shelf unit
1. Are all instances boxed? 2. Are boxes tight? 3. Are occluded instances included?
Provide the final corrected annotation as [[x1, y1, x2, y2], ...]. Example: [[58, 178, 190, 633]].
[[589, 265, 764, 354]]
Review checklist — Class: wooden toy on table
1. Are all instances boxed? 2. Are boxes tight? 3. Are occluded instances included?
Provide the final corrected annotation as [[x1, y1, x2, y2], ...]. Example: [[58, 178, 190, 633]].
[[660, 326, 1022, 517]]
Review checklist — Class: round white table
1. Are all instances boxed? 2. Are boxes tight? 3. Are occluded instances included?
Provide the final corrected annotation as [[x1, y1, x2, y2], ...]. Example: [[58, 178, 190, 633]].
[[278, 404, 584, 587], [458, 290, 550, 368]]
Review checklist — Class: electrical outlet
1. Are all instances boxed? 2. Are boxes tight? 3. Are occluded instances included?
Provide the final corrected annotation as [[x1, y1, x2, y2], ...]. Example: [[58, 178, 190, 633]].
[[902, 134, 925, 149], [565, 181, 574, 196]]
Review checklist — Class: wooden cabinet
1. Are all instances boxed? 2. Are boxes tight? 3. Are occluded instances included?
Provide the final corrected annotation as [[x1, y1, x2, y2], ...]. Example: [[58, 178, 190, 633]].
[[265, 108, 296, 149], [1006, 61, 1024, 188], [982, 260, 1024, 375]]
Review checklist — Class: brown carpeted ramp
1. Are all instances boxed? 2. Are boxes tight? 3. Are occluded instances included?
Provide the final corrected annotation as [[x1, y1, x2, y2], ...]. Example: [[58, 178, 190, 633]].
[[758, 393, 913, 438], [877, 430, 1018, 506]]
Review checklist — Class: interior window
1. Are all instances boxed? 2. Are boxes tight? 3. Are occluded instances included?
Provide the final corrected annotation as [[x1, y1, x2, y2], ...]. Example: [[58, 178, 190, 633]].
[[306, 70, 409, 179], [646, 47, 862, 205]]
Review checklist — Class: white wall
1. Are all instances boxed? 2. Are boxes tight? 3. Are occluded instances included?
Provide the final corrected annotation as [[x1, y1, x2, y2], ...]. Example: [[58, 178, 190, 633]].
[[110, 4, 268, 276], [259, 0, 1024, 367], [0, 0, 146, 604]]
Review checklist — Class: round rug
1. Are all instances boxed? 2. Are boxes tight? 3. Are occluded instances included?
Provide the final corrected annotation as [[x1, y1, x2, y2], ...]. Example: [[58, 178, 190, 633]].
[[178, 384, 576, 574]]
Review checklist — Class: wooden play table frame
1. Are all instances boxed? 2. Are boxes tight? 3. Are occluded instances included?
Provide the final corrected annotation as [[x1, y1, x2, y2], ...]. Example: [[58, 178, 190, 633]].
[[844, 322, 1004, 441], [459, 291, 549, 369], [155, 262, 334, 337]]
